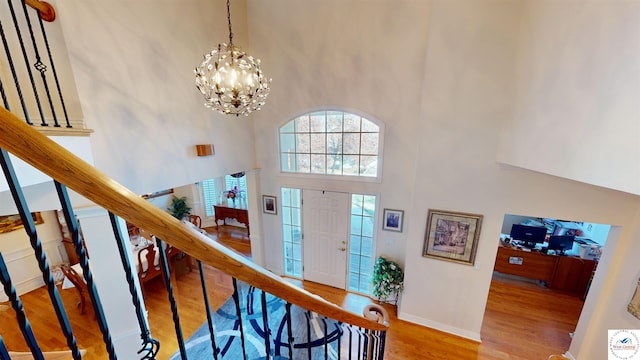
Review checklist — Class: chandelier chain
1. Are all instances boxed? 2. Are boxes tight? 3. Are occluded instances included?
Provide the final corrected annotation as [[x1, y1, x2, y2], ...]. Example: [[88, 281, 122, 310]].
[[226, 0, 233, 46]]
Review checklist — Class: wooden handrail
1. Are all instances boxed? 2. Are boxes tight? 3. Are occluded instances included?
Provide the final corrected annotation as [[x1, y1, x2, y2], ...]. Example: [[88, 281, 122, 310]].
[[0, 107, 387, 331], [24, 0, 56, 22]]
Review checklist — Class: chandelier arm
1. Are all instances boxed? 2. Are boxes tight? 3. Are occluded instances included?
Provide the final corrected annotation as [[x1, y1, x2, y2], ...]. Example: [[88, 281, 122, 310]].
[[226, 0, 233, 47]]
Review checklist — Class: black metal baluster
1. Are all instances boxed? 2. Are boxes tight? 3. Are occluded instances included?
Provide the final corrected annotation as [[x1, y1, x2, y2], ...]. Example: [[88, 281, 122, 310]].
[[18, 0, 58, 126], [36, 14, 71, 127], [0, 18, 31, 123], [285, 302, 294, 360], [55, 182, 118, 359], [260, 290, 271, 359], [378, 331, 386, 360], [0, 253, 44, 360], [305, 311, 312, 359], [356, 328, 362, 360], [6, 0, 47, 126], [337, 322, 342, 360], [197, 260, 218, 360], [321, 317, 329, 360], [157, 238, 187, 360], [345, 325, 353, 360], [106, 212, 159, 359], [362, 329, 370, 360], [231, 278, 248, 360], [0, 335, 11, 359], [0, 148, 81, 359]]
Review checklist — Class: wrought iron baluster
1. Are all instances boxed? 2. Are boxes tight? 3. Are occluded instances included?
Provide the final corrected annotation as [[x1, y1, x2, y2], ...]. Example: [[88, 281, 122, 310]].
[[285, 302, 294, 360], [231, 278, 248, 360], [337, 322, 342, 360], [378, 331, 386, 360], [6, 0, 47, 126], [157, 238, 187, 360], [322, 317, 329, 360], [106, 211, 158, 359], [36, 14, 71, 127], [198, 260, 218, 360], [0, 335, 11, 359], [0, 253, 44, 360], [0, 18, 30, 122], [305, 310, 312, 359], [357, 327, 363, 360], [260, 290, 271, 359], [18, 0, 58, 126], [0, 148, 81, 359], [55, 182, 117, 359]]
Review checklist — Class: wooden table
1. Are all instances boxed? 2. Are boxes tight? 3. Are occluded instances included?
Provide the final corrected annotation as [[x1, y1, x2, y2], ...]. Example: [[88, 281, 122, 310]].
[[214, 205, 250, 235]]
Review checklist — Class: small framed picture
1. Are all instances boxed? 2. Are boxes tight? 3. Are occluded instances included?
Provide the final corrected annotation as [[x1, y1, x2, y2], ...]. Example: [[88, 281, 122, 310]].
[[423, 209, 483, 266], [262, 195, 277, 215], [382, 209, 404, 232]]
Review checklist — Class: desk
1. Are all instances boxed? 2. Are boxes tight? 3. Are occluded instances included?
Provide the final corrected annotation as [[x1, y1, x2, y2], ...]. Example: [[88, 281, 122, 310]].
[[214, 205, 250, 235], [494, 245, 597, 298]]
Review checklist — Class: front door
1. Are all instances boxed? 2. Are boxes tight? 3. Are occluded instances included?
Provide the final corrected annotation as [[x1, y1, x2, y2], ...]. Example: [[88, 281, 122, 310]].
[[302, 190, 349, 289]]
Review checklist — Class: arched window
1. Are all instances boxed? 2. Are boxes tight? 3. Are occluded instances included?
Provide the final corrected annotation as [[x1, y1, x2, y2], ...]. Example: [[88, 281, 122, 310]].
[[279, 111, 381, 178]]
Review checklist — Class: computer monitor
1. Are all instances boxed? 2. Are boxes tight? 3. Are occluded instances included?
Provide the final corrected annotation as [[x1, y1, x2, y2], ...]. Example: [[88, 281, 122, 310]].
[[548, 235, 575, 255], [510, 224, 547, 249]]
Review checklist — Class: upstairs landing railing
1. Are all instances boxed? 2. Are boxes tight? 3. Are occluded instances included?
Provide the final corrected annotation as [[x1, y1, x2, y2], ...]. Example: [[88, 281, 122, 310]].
[[0, 107, 388, 360]]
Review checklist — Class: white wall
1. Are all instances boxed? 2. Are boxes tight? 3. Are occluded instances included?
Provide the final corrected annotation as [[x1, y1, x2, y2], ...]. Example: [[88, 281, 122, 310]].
[[52, 0, 256, 196], [498, 0, 640, 196], [0, 210, 66, 301]]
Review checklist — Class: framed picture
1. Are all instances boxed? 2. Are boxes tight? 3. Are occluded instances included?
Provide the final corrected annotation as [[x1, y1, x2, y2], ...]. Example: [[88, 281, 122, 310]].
[[0, 212, 43, 234], [423, 209, 483, 265], [382, 209, 404, 232], [628, 278, 640, 320], [262, 195, 277, 215]]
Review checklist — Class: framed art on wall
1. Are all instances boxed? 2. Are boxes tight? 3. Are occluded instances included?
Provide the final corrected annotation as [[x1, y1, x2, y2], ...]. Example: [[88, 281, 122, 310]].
[[423, 209, 483, 265], [262, 195, 277, 215], [382, 209, 404, 232]]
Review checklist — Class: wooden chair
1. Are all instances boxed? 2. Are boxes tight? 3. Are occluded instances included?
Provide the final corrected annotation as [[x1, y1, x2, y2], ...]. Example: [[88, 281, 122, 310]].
[[188, 214, 202, 229], [60, 264, 87, 314]]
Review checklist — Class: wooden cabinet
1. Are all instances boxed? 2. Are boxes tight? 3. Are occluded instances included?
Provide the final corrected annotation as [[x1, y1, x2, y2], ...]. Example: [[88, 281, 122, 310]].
[[213, 205, 250, 235], [56, 210, 87, 265], [495, 245, 597, 298], [494, 246, 558, 283]]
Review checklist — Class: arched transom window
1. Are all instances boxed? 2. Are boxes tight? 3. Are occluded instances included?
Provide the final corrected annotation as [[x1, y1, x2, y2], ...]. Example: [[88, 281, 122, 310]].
[[279, 111, 381, 177]]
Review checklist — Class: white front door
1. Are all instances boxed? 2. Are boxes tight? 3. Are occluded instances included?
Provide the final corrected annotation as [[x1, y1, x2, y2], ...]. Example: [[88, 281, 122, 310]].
[[302, 190, 349, 289]]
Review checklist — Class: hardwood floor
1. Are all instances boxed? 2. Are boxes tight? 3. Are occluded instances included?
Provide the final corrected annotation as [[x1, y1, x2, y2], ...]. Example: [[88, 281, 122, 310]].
[[0, 225, 582, 359]]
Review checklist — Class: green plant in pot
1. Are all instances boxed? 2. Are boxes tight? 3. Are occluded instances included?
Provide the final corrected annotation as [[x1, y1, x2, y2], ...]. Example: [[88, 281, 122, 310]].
[[167, 195, 191, 220], [372, 256, 405, 305]]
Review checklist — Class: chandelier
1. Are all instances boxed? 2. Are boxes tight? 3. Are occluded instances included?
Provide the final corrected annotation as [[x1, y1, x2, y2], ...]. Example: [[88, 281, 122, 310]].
[[195, 0, 271, 116]]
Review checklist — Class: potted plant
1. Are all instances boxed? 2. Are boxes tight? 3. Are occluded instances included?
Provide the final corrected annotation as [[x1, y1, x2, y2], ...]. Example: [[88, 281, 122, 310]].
[[372, 256, 405, 306], [167, 195, 191, 220]]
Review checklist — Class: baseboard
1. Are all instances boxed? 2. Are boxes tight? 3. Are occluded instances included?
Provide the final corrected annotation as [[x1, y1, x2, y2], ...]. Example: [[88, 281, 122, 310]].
[[563, 351, 576, 360], [398, 311, 482, 342]]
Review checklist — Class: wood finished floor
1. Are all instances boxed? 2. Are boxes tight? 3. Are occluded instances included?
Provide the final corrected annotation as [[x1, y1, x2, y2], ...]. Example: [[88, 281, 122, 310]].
[[0, 225, 583, 359]]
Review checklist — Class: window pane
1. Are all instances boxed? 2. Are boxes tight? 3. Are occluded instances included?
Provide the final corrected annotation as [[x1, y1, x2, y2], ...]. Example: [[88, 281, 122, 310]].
[[343, 133, 360, 154], [362, 217, 374, 237], [310, 133, 326, 153], [361, 118, 378, 132], [344, 114, 361, 132], [327, 112, 343, 132], [281, 188, 291, 207], [310, 154, 326, 174], [350, 216, 363, 236], [326, 133, 342, 154], [310, 112, 326, 132], [296, 115, 310, 132], [283, 225, 292, 242], [361, 133, 379, 155], [343, 155, 359, 175], [280, 133, 296, 153], [349, 193, 376, 295], [297, 153, 311, 173], [296, 133, 311, 153], [281, 153, 295, 172], [350, 234, 362, 253], [351, 195, 363, 215], [327, 155, 342, 175], [360, 156, 377, 176], [291, 208, 301, 226]]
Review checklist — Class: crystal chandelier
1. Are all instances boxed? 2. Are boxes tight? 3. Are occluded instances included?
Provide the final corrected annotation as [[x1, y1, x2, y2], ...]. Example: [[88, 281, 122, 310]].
[[195, 0, 271, 116]]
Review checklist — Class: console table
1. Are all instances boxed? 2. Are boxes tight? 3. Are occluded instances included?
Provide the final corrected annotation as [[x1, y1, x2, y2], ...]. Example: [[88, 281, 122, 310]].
[[494, 245, 596, 298], [213, 205, 250, 235]]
